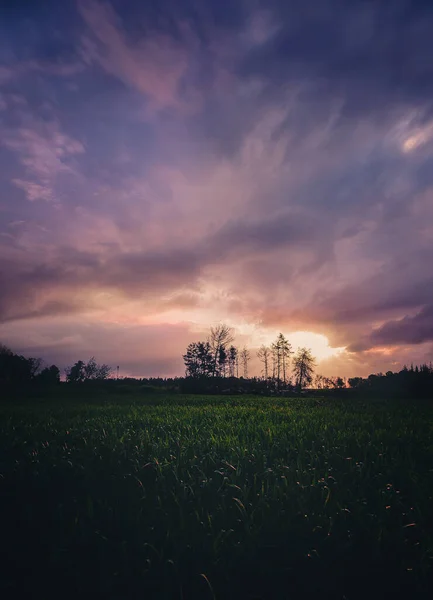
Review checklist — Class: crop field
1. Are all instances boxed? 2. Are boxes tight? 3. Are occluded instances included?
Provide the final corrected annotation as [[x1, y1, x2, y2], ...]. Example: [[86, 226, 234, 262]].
[[1, 392, 433, 599]]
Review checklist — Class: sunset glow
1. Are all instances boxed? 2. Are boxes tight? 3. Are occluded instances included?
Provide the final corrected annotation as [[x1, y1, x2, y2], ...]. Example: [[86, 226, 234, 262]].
[[1, 0, 433, 378], [284, 332, 345, 362]]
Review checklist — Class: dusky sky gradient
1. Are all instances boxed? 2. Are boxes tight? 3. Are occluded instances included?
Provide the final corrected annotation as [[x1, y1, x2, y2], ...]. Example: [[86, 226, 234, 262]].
[[2, 0, 433, 378]]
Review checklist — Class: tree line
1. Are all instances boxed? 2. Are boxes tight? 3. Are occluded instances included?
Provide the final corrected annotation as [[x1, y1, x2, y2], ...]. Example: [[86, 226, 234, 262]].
[[183, 325, 316, 390], [0, 343, 60, 384], [0, 344, 112, 385], [345, 363, 433, 399], [3, 333, 433, 400]]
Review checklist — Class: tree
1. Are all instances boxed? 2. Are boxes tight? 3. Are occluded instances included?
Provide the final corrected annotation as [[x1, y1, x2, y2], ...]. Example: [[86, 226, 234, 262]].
[[66, 360, 86, 383], [278, 333, 293, 384], [271, 333, 293, 387], [0, 344, 37, 383], [240, 347, 250, 378], [36, 365, 60, 384], [183, 342, 213, 378], [271, 346, 277, 379], [65, 358, 112, 383], [28, 357, 43, 378], [218, 346, 228, 377], [292, 348, 315, 390], [257, 345, 271, 379], [315, 374, 333, 389], [209, 324, 234, 377], [271, 339, 281, 384], [322, 376, 346, 389], [348, 377, 363, 388], [84, 357, 112, 380], [335, 376, 345, 389], [228, 345, 238, 377]]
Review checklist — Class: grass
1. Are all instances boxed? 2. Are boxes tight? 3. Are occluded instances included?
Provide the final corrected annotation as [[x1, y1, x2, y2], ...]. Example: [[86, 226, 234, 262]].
[[1, 391, 432, 599]]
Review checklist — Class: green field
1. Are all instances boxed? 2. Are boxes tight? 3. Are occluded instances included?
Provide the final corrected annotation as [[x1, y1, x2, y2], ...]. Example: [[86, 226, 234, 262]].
[[1, 392, 432, 599]]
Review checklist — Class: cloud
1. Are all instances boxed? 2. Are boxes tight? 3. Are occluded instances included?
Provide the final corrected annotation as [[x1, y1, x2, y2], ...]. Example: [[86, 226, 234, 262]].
[[2, 0, 433, 376], [240, 0, 433, 117], [352, 305, 433, 351], [0, 60, 84, 87], [2, 118, 85, 202], [10, 180, 53, 202], [78, 0, 192, 111], [0, 316, 193, 377], [402, 120, 433, 153]]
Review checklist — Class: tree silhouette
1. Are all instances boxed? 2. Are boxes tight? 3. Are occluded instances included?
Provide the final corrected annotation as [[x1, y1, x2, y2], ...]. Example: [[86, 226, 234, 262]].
[[348, 377, 363, 388], [257, 345, 271, 379], [293, 347, 316, 390], [66, 360, 86, 383], [0, 344, 39, 383], [183, 342, 213, 377], [36, 365, 60, 384], [278, 333, 293, 384], [271, 333, 293, 387], [271, 339, 281, 384], [209, 324, 234, 377], [65, 358, 112, 382], [240, 347, 250, 378], [228, 345, 238, 378], [218, 346, 228, 377], [84, 357, 112, 380]]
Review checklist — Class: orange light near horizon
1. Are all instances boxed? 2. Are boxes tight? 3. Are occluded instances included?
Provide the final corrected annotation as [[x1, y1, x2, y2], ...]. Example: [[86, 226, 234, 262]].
[[259, 330, 345, 362], [364, 346, 398, 356]]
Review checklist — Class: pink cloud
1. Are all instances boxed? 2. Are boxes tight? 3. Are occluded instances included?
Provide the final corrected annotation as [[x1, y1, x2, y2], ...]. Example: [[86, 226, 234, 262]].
[[11, 180, 53, 202], [2, 119, 85, 202], [0, 316, 194, 378]]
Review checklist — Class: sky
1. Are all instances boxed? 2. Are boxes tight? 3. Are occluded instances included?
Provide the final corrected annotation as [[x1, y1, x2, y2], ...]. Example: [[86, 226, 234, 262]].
[[2, 0, 433, 379]]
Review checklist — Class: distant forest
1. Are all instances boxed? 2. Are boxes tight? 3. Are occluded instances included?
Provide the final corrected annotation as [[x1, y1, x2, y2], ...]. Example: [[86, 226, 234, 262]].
[[2, 323, 433, 399]]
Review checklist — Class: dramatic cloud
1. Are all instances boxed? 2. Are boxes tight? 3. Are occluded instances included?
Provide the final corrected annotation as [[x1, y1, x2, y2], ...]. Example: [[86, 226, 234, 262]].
[[353, 305, 433, 351], [1, 0, 433, 376]]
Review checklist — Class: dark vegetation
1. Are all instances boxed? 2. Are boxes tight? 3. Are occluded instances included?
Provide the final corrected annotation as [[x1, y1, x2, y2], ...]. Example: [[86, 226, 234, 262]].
[[1, 391, 432, 600], [4, 328, 433, 399], [1, 332, 433, 598]]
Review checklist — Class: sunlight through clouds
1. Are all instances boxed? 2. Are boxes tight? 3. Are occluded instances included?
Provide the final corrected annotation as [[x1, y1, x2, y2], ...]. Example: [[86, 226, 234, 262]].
[[258, 329, 345, 362]]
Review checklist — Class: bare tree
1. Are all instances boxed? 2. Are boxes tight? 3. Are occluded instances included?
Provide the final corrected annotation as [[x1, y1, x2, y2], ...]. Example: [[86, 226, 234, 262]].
[[271, 341, 280, 383], [240, 347, 250, 378], [84, 357, 112, 380], [293, 348, 316, 390], [209, 324, 234, 377], [278, 333, 293, 384], [271, 349, 276, 379], [315, 374, 334, 389], [66, 357, 112, 382], [315, 374, 326, 389], [257, 345, 271, 379], [271, 333, 292, 387]]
